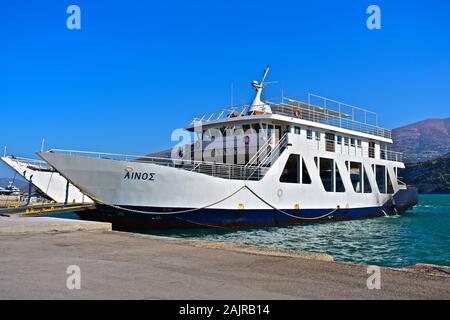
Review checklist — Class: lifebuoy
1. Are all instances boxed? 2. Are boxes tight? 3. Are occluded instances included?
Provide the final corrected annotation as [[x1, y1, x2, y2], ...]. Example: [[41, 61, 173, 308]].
[[294, 109, 301, 118], [195, 141, 201, 149]]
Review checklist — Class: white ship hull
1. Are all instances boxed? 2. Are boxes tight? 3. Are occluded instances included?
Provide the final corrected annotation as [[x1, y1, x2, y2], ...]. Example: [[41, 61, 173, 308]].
[[39, 140, 393, 210], [1, 156, 92, 204], [38, 133, 416, 229]]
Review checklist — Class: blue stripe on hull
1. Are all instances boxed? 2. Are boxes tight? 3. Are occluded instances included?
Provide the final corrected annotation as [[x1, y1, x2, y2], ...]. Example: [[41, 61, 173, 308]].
[[80, 205, 392, 230]]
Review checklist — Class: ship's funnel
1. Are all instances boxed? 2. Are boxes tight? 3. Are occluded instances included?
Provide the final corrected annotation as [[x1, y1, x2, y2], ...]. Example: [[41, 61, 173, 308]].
[[248, 66, 272, 115]]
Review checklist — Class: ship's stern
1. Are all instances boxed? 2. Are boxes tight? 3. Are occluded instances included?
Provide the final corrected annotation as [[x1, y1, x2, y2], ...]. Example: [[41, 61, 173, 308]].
[[393, 187, 419, 212]]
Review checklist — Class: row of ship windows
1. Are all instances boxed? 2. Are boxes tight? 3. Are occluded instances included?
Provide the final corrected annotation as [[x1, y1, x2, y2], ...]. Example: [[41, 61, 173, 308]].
[[293, 126, 363, 147], [280, 154, 396, 194]]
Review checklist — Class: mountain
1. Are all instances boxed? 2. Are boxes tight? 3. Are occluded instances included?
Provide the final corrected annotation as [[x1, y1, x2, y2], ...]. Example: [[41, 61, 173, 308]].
[[392, 118, 450, 163], [402, 153, 450, 194]]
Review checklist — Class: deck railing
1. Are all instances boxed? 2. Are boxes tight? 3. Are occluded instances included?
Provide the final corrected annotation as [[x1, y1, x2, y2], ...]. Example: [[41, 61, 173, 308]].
[[307, 138, 403, 162], [8, 156, 50, 169], [247, 133, 288, 180], [189, 94, 392, 140], [189, 105, 249, 127], [47, 149, 271, 181], [270, 100, 391, 139]]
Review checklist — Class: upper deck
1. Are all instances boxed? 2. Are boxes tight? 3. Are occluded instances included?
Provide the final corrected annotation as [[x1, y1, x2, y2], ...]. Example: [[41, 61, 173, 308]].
[[189, 93, 392, 140]]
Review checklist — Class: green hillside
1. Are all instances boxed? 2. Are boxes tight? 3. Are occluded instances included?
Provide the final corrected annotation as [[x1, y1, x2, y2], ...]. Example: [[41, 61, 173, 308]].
[[402, 153, 450, 194]]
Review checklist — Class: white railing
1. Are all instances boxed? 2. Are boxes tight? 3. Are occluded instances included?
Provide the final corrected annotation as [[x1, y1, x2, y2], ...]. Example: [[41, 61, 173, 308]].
[[245, 135, 274, 168], [307, 139, 403, 162], [269, 95, 391, 139], [47, 149, 270, 181], [8, 156, 50, 170], [189, 105, 249, 127], [397, 178, 408, 190], [189, 94, 392, 140], [379, 148, 404, 162], [247, 133, 288, 180]]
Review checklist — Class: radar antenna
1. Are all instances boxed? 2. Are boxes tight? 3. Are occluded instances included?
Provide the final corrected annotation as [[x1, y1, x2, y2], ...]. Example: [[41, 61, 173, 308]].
[[249, 65, 273, 115]]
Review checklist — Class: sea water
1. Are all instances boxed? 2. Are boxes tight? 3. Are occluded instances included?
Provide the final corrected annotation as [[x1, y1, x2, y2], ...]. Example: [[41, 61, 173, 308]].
[[144, 195, 450, 268]]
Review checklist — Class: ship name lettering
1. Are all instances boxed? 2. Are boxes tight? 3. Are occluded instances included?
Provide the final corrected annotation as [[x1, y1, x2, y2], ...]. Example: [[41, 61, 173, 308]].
[[124, 172, 155, 181]]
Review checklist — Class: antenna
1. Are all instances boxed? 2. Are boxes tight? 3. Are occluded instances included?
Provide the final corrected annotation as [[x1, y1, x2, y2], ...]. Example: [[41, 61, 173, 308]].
[[3, 146, 6, 157], [261, 65, 270, 86], [249, 65, 273, 114], [40, 138, 45, 152]]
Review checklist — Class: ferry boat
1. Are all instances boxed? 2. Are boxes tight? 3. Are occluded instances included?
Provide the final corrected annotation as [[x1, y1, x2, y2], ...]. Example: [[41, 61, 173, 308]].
[[38, 67, 418, 229], [1, 156, 92, 204]]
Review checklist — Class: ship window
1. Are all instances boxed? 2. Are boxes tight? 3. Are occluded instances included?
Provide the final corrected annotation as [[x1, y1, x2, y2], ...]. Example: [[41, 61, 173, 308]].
[[252, 124, 261, 132], [280, 154, 300, 184], [350, 138, 356, 147], [261, 123, 268, 132], [275, 125, 282, 140], [319, 158, 334, 192], [344, 137, 349, 146], [301, 158, 312, 184], [369, 141, 375, 158], [349, 162, 362, 193], [307, 129, 313, 140], [325, 133, 335, 152], [335, 163, 346, 192], [267, 125, 273, 138], [357, 139, 362, 148], [387, 169, 394, 194], [363, 167, 372, 193], [375, 165, 386, 193], [337, 136, 342, 145], [397, 167, 404, 184], [315, 131, 321, 141], [294, 126, 301, 135]]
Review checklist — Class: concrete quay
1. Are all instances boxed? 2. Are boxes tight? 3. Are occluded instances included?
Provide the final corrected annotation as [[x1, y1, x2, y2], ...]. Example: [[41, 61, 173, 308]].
[[0, 217, 449, 300], [0, 216, 111, 234]]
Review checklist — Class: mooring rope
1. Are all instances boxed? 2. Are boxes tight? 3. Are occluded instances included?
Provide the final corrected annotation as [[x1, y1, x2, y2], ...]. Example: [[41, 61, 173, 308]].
[[82, 186, 245, 228], [86, 185, 247, 215], [244, 186, 339, 221], [84, 184, 339, 223]]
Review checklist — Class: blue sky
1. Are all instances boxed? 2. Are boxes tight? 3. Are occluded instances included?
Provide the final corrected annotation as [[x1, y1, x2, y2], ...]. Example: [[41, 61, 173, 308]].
[[1, 0, 449, 178]]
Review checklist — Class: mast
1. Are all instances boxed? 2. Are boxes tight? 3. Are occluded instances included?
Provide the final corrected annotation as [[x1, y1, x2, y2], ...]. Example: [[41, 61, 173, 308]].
[[249, 65, 272, 114]]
